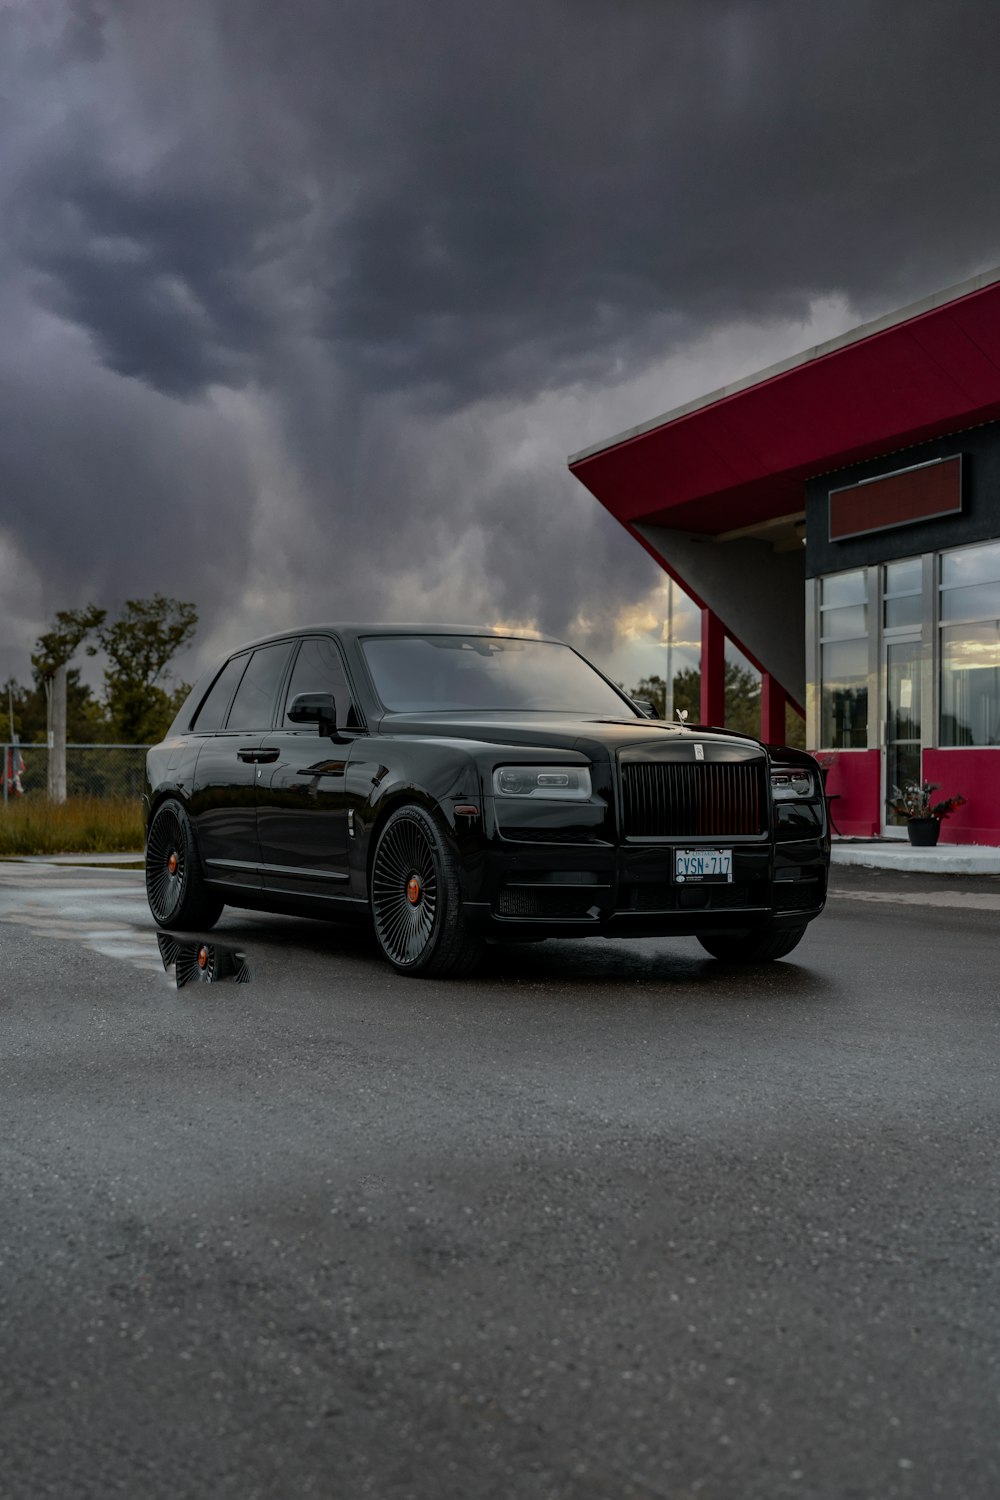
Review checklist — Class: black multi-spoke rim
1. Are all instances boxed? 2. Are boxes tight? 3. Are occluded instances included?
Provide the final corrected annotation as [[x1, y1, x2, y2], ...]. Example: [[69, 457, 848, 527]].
[[176, 942, 217, 987], [146, 808, 186, 924], [371, 816, 439, 967]]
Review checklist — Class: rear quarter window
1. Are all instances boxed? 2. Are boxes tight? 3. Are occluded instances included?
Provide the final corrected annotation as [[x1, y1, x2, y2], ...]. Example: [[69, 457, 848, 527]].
[[191, 655, 249, 733]]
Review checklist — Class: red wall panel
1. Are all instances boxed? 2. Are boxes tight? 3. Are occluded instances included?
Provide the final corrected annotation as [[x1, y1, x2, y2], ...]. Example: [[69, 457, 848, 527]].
[[922, 749, 1000, 845], [812, 749, 882, 837]]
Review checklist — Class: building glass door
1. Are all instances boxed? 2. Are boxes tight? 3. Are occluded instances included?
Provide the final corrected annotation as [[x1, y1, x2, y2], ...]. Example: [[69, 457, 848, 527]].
[[883, 638, 922, 832]]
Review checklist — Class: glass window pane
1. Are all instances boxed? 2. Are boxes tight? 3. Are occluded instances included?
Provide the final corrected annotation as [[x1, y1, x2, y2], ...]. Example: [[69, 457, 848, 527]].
[[941, 541, 1000, 589], [192, 655, 248, 733], [282, 637, 356, 728], [225, 643, 293, 732], [361, 634, 631, 714], [884, 594, 922, 630], [940, 621, 1000, 746], [939, 581, 1000, 623], [821, 639, 868, 749], [821, 570, 866, 608], [820, 603, 867, 640], [885, 558, 922, 595]]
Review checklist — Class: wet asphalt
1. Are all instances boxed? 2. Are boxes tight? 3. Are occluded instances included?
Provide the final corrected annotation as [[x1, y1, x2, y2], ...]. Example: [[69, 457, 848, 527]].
[[0, 861, 998, 1500]]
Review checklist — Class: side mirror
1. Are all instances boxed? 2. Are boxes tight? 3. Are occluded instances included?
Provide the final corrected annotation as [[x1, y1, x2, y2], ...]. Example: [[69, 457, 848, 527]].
[[633, 698, 659, 719], [288, 692, 337, 733]]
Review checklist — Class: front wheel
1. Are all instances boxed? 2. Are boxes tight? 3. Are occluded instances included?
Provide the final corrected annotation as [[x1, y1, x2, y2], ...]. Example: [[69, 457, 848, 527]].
[[369, 804, 485, 978], [697, 925, 807, 963], [146, 799, 225, 931]]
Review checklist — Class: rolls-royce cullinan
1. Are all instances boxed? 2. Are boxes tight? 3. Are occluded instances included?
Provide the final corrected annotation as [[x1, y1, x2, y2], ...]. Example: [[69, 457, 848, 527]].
[[144, 626, 829, 977]]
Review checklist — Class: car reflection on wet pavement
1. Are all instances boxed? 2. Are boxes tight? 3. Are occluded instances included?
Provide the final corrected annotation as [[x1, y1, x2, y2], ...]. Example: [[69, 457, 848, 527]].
[[156, 932, 254, 987], [0, 862, 259, 991]]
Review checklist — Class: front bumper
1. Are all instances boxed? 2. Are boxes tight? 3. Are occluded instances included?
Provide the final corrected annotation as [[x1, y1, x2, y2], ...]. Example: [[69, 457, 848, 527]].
[[461, 832, 828, 940]]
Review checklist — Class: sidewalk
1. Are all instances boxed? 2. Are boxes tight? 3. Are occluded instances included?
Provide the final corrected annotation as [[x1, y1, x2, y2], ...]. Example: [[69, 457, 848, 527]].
[[2, 852, 144, 867], [830, 838, 1000, 875]]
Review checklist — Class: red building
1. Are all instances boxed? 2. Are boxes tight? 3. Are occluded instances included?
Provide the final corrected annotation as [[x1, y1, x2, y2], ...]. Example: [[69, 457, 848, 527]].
[[569, 268, 1000, 845]]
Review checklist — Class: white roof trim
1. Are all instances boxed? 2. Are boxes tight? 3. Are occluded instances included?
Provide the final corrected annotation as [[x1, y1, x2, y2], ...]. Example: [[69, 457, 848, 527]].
[[568, 264, 1000, 466]]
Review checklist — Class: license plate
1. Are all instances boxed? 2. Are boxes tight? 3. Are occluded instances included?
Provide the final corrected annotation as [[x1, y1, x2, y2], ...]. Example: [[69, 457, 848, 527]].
[[675, 848, 733, 883]]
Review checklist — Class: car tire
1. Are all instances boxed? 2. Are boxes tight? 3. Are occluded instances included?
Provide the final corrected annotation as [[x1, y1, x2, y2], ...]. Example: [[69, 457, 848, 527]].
[[370, 803, 485, 978], [697, 925, 807, 963], [146, 798, 225, 931]]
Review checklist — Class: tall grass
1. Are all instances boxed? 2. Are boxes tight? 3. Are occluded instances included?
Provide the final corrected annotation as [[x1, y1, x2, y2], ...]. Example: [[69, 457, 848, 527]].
[[0, 796, 144, 856]]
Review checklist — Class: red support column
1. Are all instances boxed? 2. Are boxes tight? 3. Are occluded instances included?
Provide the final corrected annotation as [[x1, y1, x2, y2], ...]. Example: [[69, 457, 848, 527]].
[[761, 672, 786, 744], [700, 608, 726, 726]]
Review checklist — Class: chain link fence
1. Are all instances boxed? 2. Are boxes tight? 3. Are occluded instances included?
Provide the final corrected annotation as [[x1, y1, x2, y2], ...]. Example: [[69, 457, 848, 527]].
[[2, 744, 150, 804]]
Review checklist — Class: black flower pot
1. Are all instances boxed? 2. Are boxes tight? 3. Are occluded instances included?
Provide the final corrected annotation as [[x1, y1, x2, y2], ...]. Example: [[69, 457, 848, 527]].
[[907, 817, 940, 847]]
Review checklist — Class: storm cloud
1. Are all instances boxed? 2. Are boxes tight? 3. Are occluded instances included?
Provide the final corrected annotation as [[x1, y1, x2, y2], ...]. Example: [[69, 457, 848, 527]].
[[1, 0, 999, 687]]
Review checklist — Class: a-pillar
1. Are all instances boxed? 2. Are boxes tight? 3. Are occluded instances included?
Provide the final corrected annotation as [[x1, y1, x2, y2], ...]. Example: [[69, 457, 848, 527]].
[[761, 672, 786, 745], [700, 608, 725, 726]]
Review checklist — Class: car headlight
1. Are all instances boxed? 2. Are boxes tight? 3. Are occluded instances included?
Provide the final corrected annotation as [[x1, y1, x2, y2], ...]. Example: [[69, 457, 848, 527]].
[[493, 765, 593, 800], [770, 768, 818, 800]]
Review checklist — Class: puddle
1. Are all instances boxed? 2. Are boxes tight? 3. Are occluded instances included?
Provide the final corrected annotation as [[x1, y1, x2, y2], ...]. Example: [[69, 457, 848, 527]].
[[0, 868, 255, 985]]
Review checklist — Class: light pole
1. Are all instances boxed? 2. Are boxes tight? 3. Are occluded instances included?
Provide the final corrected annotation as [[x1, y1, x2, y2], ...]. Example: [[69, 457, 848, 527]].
[[664, 576, 674, 722]]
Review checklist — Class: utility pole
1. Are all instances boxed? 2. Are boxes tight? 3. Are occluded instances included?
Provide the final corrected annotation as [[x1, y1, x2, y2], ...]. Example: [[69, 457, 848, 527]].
[[3, 682, 12, 808], [46, 664, 67, 804], [33, 603, 103, 804]]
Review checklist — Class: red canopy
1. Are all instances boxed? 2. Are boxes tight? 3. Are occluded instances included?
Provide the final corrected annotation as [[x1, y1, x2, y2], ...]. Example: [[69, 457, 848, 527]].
[[570, 268, 1000, 540]]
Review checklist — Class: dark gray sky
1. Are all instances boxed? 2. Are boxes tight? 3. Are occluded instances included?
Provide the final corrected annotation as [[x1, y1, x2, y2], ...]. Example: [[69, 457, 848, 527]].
[[2, 0, 999, 691]]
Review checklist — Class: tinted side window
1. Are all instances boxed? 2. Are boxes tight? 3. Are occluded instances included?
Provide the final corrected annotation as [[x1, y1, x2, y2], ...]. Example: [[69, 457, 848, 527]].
[[225, 643, 293, 732], [191, 655, 249, 733], [282, 637, 361, 729]]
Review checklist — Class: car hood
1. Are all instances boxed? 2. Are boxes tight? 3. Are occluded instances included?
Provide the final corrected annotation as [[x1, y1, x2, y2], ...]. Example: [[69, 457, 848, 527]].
[[375, 711, 765, 760]]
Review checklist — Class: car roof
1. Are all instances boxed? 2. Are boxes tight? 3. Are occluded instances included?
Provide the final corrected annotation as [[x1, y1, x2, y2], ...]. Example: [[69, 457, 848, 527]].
[[225, 623, 567, 654]]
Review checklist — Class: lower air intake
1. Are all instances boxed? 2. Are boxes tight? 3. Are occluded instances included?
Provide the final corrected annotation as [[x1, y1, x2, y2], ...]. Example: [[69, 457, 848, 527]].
[[496, 888, 599, 919]]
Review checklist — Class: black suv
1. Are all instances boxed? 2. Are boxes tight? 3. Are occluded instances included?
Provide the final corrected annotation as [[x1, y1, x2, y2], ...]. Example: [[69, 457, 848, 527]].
[[144, 625, 829, 976]]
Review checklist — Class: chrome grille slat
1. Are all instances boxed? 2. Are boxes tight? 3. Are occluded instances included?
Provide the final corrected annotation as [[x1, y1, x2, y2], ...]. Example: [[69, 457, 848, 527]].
[[621, 759, 767, 838]]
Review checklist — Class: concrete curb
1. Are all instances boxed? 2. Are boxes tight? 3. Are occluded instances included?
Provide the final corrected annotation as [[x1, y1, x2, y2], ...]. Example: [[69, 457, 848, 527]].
[[831, 841, 1000, 875]]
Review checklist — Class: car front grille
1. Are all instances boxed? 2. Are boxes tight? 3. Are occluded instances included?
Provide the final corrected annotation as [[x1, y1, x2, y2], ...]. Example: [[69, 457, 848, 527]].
[[620, 759, 766, 839]]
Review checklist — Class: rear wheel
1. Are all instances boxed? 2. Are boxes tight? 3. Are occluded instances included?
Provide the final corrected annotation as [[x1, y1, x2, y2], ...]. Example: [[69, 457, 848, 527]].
[[697, 925, 807, 963], [370, 803, 485, 978], [146, 799, 224, 931]]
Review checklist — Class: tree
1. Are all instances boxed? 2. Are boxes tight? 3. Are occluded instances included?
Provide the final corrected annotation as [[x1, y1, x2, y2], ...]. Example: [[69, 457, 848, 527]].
[[31, 605, 107, 678], [629, 674, 668, 717], [26, 604, 108, 799], [90, 594, 198, 743], [630, 662, 761, 733], [10, 594, 198, 748], [629, 662, 805, 745], [5, 669, 110, 744]]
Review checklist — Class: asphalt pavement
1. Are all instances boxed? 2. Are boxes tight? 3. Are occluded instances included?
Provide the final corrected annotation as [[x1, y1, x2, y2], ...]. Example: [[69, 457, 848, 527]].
[[1, 860, 998, 1500]]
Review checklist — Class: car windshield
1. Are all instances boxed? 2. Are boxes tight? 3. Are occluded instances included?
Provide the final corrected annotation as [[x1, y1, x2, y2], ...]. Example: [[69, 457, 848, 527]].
[[361, 634, 637, 715]]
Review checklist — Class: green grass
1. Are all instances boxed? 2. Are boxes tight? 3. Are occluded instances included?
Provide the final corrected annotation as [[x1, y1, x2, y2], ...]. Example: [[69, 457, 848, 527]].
[[0, 796, 145, 856]]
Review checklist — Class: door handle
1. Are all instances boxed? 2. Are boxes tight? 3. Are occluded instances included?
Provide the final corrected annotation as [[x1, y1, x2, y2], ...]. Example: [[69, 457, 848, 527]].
[[237, 748, 280, 764]]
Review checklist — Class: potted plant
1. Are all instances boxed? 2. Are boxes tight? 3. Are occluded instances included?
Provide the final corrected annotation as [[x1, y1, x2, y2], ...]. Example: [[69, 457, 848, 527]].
[[889, 780, 966, 846]]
